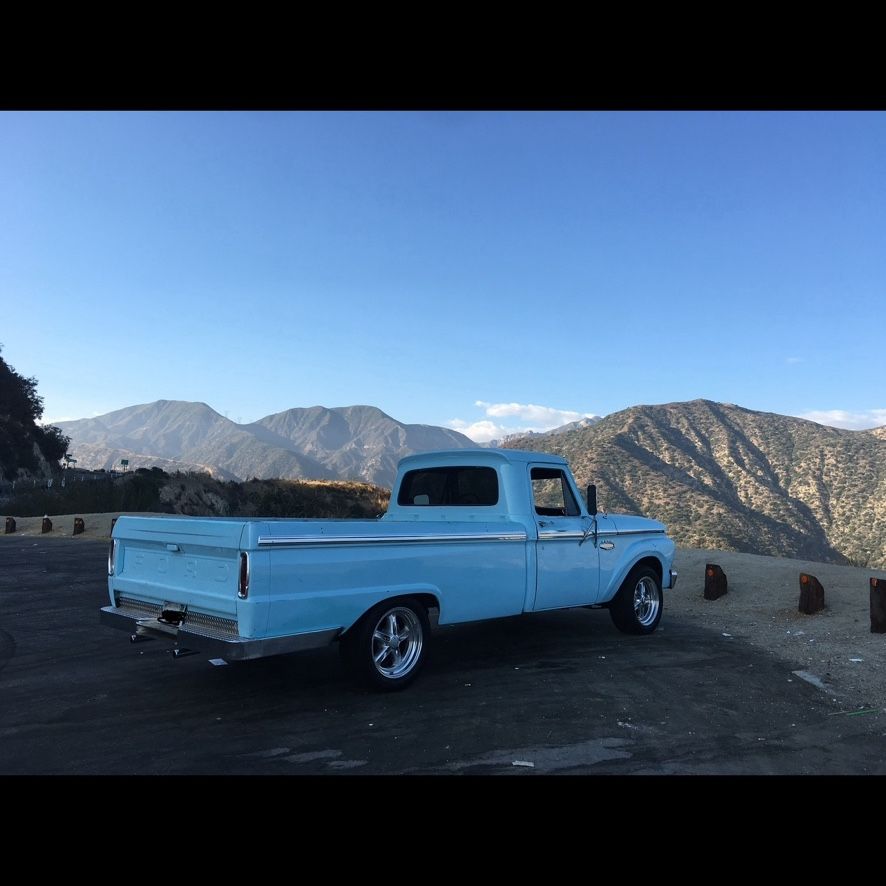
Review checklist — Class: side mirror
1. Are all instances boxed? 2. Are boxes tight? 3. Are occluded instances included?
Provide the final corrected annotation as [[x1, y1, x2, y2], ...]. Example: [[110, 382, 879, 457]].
[[587, 484, 597, 516]]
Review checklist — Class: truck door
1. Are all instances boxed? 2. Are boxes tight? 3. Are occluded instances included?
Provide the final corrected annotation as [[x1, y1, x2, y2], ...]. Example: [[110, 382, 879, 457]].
[[530, 465, 601, 610]]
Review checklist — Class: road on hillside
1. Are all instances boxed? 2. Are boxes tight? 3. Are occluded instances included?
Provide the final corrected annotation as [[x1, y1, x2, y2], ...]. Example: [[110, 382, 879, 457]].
[[1, 536, 883, 775]]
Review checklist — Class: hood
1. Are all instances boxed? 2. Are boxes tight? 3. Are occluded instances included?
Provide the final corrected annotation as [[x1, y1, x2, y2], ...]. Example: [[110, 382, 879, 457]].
[[607, 513, 667, 535]]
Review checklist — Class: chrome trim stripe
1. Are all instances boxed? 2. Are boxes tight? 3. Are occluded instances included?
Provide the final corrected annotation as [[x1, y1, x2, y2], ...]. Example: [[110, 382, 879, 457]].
[[255, 528, 660, 547], [539, 529, 665, 539], [257, 532, 527, 547]]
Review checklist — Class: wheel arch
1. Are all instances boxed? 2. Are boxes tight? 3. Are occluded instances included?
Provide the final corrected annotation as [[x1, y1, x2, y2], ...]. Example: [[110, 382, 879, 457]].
[[339, 590, 440, 638], [631, 556, 662, 584], [603, 554, 664, 604]]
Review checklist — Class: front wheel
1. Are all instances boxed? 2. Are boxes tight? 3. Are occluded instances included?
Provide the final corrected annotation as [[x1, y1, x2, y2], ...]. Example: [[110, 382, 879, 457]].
[[340, 597, 430, 691], [609, 566, 663, 635]]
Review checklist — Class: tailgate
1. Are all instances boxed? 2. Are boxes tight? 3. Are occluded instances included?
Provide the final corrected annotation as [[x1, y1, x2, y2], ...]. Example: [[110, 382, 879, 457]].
[[109, 516, 249, 619]]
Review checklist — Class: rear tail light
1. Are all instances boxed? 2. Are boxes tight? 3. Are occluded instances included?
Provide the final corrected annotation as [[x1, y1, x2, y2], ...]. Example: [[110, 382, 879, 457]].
[[108, 538, 118, 576], [238, 552, 249, 599]]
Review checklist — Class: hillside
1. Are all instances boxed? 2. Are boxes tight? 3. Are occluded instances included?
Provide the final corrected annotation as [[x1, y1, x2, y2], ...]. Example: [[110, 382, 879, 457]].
[[56, 401, 473, 487], [5, 467, 390, 521], [505, 399, 886, 569]]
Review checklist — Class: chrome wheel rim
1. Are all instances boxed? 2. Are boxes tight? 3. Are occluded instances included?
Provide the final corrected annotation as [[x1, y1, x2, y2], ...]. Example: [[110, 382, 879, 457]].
[[633, 577, 661, 627], [371, 607, 423, 679]]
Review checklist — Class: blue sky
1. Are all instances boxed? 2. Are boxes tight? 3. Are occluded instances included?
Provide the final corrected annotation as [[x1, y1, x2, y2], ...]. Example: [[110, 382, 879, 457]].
[[2, 110, 884, 440]]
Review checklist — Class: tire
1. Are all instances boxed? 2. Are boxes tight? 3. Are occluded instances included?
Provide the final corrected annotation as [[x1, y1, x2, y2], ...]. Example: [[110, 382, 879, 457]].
[[340, 597, 430, 691], [608, 566, 663, 635]]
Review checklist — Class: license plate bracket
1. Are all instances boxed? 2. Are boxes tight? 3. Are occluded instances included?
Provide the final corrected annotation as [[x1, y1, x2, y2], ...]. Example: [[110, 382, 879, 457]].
[[159, 601, 188, 626]]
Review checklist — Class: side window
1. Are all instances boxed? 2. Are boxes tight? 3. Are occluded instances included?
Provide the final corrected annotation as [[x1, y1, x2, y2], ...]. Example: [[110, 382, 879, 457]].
[[398, 467, 499, 506], [531, 467, 580, 517]]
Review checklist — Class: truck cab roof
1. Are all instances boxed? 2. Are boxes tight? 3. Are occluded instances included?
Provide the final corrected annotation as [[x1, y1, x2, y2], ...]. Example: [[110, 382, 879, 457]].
[[396, 448, 568, 469]]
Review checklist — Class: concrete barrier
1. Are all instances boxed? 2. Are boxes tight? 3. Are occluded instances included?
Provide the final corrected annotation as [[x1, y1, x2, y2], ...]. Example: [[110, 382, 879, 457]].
[[871, 578, 886, 633], [799, 573, 825, 614], [704, 563, 727, 600]]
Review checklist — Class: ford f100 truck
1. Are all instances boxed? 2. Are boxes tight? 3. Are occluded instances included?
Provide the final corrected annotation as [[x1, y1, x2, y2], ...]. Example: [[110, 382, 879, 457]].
[[102, 448, 677, 690]]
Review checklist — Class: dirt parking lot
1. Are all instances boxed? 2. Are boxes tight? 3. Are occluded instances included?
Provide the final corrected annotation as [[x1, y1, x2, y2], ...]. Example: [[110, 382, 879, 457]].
[[1, 536, 885, 775]]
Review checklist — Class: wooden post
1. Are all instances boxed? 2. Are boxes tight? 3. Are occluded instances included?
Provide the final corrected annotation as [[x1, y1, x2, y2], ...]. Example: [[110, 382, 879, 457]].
[[799, 573, 825, 614], [871, 578, 886, 634], [704, 563, 727, 600], [73, 517, 85, 536], [41, 515, 52, 534], [4, 516, 15, 534]]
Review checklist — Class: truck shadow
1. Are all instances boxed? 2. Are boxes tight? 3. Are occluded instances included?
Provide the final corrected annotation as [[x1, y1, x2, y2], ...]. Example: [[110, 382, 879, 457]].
[[107, 608, 725, 725], [150, 606, 670, 698]]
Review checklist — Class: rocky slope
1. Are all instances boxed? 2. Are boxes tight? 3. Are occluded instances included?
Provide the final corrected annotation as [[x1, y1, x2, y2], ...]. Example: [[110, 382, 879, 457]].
[[505, 399, 886, 569]]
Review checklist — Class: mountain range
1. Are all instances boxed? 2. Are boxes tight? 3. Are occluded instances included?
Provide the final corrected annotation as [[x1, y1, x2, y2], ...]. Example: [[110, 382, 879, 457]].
[[53, 397, 886, 569], [504, 399, 886, 570], [55, 401, 474, 487]]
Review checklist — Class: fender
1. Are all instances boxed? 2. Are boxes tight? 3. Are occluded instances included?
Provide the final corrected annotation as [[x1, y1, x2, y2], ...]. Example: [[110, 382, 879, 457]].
[[601, 545, 671, 604]]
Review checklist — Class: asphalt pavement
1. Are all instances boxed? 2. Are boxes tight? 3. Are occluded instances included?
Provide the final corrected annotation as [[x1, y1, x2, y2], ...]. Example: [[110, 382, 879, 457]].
[[1, 536, 884, 775]]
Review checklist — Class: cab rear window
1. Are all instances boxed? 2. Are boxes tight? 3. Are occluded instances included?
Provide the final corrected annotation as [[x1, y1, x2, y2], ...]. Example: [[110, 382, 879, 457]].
[[397, 467, 499, 506]]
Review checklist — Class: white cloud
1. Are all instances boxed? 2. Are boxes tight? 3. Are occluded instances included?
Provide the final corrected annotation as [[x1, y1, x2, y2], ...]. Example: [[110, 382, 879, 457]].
[[474, 400, 599, 426], [796, 409, 886, 430], [785, 356, 803, 365], [447, 419, 513, 443], [450, 400, 601, 443]]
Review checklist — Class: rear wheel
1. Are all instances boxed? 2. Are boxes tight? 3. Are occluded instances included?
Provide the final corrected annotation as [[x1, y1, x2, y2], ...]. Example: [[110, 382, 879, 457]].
[[340, 597, 430, 691], [609, 566, 662, 635]]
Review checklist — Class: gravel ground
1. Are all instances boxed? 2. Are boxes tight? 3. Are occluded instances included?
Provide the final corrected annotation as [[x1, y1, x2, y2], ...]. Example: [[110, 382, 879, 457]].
[[669, 548, 886, 709]]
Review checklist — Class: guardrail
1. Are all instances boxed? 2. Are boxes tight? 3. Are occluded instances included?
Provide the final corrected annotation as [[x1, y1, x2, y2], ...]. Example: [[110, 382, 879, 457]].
[[0, 471, 122, 503]]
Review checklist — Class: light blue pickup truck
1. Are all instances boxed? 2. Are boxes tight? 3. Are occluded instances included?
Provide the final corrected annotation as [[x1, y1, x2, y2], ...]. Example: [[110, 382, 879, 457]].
[[102, 448, 677, 690]]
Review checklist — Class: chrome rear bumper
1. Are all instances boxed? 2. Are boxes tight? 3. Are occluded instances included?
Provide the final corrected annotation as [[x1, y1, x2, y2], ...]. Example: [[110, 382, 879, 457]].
[[100, 606, 341, 661]]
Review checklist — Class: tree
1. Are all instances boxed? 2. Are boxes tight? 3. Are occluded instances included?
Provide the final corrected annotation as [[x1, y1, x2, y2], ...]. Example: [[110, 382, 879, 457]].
[[35, 424, 70, 463], [0, 345, 70, 479], [0, 344, 45, 423]]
